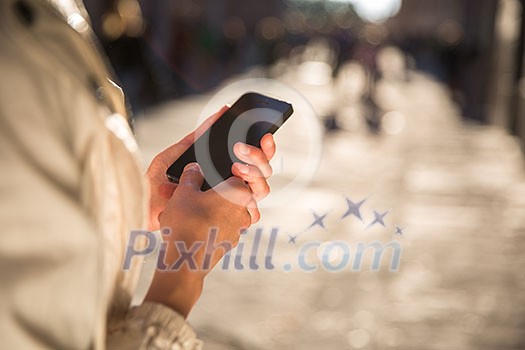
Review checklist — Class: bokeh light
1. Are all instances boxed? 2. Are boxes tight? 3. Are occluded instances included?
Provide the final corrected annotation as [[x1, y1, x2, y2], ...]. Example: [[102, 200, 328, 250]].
[[348, 0, 402, 23]]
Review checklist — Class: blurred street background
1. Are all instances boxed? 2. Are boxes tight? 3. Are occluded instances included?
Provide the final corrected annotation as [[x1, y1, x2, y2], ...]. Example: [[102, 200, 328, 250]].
[[83, 0, 525, 349]]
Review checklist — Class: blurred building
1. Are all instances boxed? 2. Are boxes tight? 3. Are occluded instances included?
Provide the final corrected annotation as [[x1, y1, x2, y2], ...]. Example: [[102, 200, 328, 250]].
[[84, 0, 292, 110], [83, 0, 525, 153], [388, 0, 525, 150], [487, 0, 525, 149], [387, 0, 498, 123]]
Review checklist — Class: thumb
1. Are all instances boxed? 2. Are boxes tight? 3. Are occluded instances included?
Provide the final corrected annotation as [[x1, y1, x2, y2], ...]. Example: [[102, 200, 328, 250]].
[[159, 182, 178, 199], [178, 163, 204, 191]]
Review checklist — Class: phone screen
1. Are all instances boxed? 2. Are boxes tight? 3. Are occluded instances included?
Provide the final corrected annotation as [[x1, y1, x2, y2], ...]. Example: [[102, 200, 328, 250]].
[[166, 92, 293, 190]]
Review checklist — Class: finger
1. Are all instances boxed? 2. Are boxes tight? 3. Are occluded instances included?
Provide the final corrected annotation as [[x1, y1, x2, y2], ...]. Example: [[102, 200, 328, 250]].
[[231, 163, 264, 179], [231, 163, 270, 201], [178, 163, 204, 191], [159, 182, 178, 199], [233, 142, 273, 178], [260, 133, 276, 160], [156, 106, 229, 165], [213, 177, 253, 206], [240, 208, 252, 229], [247, 200, 261, 224]]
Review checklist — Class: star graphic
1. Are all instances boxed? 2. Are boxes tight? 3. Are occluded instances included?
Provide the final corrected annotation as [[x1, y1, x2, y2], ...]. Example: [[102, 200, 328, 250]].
[[366, 210, 389, 229], [309, 211, 328, 230], [340, 197, 367, 221], [288, 234, 298, 244], [394, 225, 407, 236]]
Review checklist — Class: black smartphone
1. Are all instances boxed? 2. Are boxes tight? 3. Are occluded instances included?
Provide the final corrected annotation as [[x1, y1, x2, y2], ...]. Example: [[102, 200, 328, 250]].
[[166, 92, 294, 190]]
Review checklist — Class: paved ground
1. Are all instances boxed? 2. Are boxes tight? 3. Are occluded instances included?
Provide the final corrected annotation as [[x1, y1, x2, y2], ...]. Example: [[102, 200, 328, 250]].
[[135, 62, 525, 349]]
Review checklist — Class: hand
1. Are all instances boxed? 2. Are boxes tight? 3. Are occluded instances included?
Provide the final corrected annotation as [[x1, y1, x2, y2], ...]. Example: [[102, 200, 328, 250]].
[[144, 107, 278, 317], [146, 108, 277, 230], [145, 163, 253, 317], [146, 106, 228, 231]]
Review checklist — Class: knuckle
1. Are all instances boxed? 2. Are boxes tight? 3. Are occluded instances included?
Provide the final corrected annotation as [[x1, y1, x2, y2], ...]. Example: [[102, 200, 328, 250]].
[[266, 165, 273, 177], [231, 234, 241, 248], [232, 233, 241, 246], [259, 183, 270, 198], [242, 212, 251, 227], [228, 179, 251, 199], [251, 181, 269, 201], [233, 205, 250, 227], [241, 189, 253, 203], [250, 207, 260, 223], [253, 150, 266, 163]]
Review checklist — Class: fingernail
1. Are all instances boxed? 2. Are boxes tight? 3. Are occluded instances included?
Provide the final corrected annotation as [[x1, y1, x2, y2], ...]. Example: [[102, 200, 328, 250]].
[[187, 163, 201, 172], [238, 143, 249, 156], [239, 164, 249, 174]]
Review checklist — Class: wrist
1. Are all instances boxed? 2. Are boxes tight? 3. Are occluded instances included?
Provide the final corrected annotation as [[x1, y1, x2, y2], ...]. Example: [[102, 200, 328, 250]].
[[145, 269, 204, 318]]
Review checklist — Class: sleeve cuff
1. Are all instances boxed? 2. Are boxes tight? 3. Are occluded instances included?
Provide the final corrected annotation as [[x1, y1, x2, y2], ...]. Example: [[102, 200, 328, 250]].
[[108, 301, 203, 350]]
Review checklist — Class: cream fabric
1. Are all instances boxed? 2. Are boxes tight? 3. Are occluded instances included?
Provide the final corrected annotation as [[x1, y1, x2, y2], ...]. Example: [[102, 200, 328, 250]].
[[0, 0, 200, 348]]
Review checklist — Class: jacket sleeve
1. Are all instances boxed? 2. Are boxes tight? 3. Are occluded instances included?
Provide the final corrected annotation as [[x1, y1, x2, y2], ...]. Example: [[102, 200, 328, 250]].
[[108, 231, 203, 350], [107, 302, 203, 350], [0, 0, 203, 348]]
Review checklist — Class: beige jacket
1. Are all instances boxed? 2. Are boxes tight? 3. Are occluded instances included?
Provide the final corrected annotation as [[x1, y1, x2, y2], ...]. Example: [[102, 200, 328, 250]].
[[0, 0, 201, 348]]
